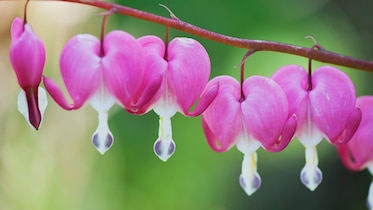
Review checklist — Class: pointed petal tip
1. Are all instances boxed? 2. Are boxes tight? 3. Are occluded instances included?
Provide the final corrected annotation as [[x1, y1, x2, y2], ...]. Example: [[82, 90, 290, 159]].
[[367, 180, 373, 210], [300, 165, 323, 191], [92, 131, 114, 155], [239, 152, 261, 196], [239, 173, 261, 196], [153, 139, 176, 162], [266, 114, 297, 152], [334, 107, 362, 145], [43, 76, 78, 110], [17, 87, 48, 130], [185, 81, 219, 117]]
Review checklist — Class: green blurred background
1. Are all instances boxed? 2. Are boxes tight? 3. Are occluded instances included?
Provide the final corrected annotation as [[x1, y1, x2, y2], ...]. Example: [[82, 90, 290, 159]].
[[0, 0, 373, 209]]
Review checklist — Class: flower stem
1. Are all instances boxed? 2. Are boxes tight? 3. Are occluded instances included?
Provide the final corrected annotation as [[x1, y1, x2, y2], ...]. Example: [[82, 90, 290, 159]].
[[23, 0, 30, 28], [58, 0, 373, 72], [98, 9, 116, 57], [239, 49, 256, 102]]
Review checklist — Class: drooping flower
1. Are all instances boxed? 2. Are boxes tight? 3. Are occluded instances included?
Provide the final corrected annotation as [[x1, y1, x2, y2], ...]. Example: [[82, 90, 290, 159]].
[[44, 31, 147, 154], [271, 65, 361, 191], [336, 96, 373, 210], [202, 75, 297, 195], [9, 17, 48, 130], [129, 35, 218, 162]]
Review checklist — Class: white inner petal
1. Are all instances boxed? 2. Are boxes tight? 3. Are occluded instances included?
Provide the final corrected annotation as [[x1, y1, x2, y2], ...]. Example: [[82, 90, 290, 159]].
[[17, 87, 48, 130], [368, 180, 373, 210], [300, 145, 322, 191], [153, 115, 176, 162], [91, 110, 113, 155], [367, 163, 373, 210], [236, 129, 262, 196], [152, 85, 178, 161], [90, 84, 116, 112], [297, 111, 324, 147], [236, 130, 261, 155], [239, 152, 262, 196], [89, 84, 116, 154], [152, 85, 179, 119]]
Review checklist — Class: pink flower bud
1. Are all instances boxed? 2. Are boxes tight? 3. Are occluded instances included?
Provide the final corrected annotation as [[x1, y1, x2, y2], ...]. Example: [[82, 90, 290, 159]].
[[9, 17, 47, 130]]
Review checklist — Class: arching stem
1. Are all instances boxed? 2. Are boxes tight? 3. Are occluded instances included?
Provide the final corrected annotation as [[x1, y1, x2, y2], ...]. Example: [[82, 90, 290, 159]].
[[59, 0, 373, 72]]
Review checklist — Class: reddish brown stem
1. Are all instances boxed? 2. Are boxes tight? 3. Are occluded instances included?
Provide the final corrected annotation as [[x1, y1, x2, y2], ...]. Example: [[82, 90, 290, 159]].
[[52, 0, 373, 72], [99, 9, 115, 56], [240, 49, 256, 102], [23, 0, 30, 27]]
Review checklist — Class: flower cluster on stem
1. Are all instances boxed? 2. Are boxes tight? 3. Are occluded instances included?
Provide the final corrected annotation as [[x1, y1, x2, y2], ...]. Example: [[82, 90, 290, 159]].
[[7, 1, 373, 209]]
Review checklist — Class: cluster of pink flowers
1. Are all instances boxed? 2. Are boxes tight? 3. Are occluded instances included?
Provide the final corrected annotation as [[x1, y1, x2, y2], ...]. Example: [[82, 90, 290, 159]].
[[8, 10, 373, 210]]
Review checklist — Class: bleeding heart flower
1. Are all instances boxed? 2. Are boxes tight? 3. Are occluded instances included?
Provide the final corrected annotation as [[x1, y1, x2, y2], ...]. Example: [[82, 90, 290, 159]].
[[131, 35, 218, 162], [336, 96, 373, 210], [202, 75, 297, 196], [44, 31, 146, 154], [9, 17, 48, 130], [271, 65, 361, 191]]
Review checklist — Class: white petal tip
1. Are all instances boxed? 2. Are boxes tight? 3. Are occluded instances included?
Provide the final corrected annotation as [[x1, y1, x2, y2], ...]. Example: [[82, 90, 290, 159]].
[[17, 87, 48, 130], [300, 165, 323, 191], [366, 180, 373, 210], [92, 131, 113, 155], [153, 139, 175, 162], [239, 173, 261, 196], [367, 200, 373, 210]]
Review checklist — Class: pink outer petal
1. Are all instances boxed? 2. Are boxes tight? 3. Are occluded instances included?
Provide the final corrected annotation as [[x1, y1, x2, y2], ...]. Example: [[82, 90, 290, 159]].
[[43, 76, 74, 110], [272, 65, 360, 144], [44, 34, 102, 110], [187, 81, 219, 116], [271, 65, 308, 134], [166, 38, 211, 115], [336, 96, 373, 171], [127, 35, 167, 114], [10, 17, 45, 89], [202, 76, 242, 152], [310, 66, 358, 143], [241, 76, 294, 151], [102, 31, 146, 108]]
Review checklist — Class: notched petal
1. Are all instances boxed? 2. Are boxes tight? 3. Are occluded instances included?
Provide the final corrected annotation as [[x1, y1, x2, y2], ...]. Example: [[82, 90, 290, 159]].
[[185, 82, 219, 116], [266, 114, 297, 152], [335, 144, 362, 171], [333, 107, 362, 145], [127, 74, 163, 115], [43, 76, 80, 110], [202, 117, 230, 152]]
